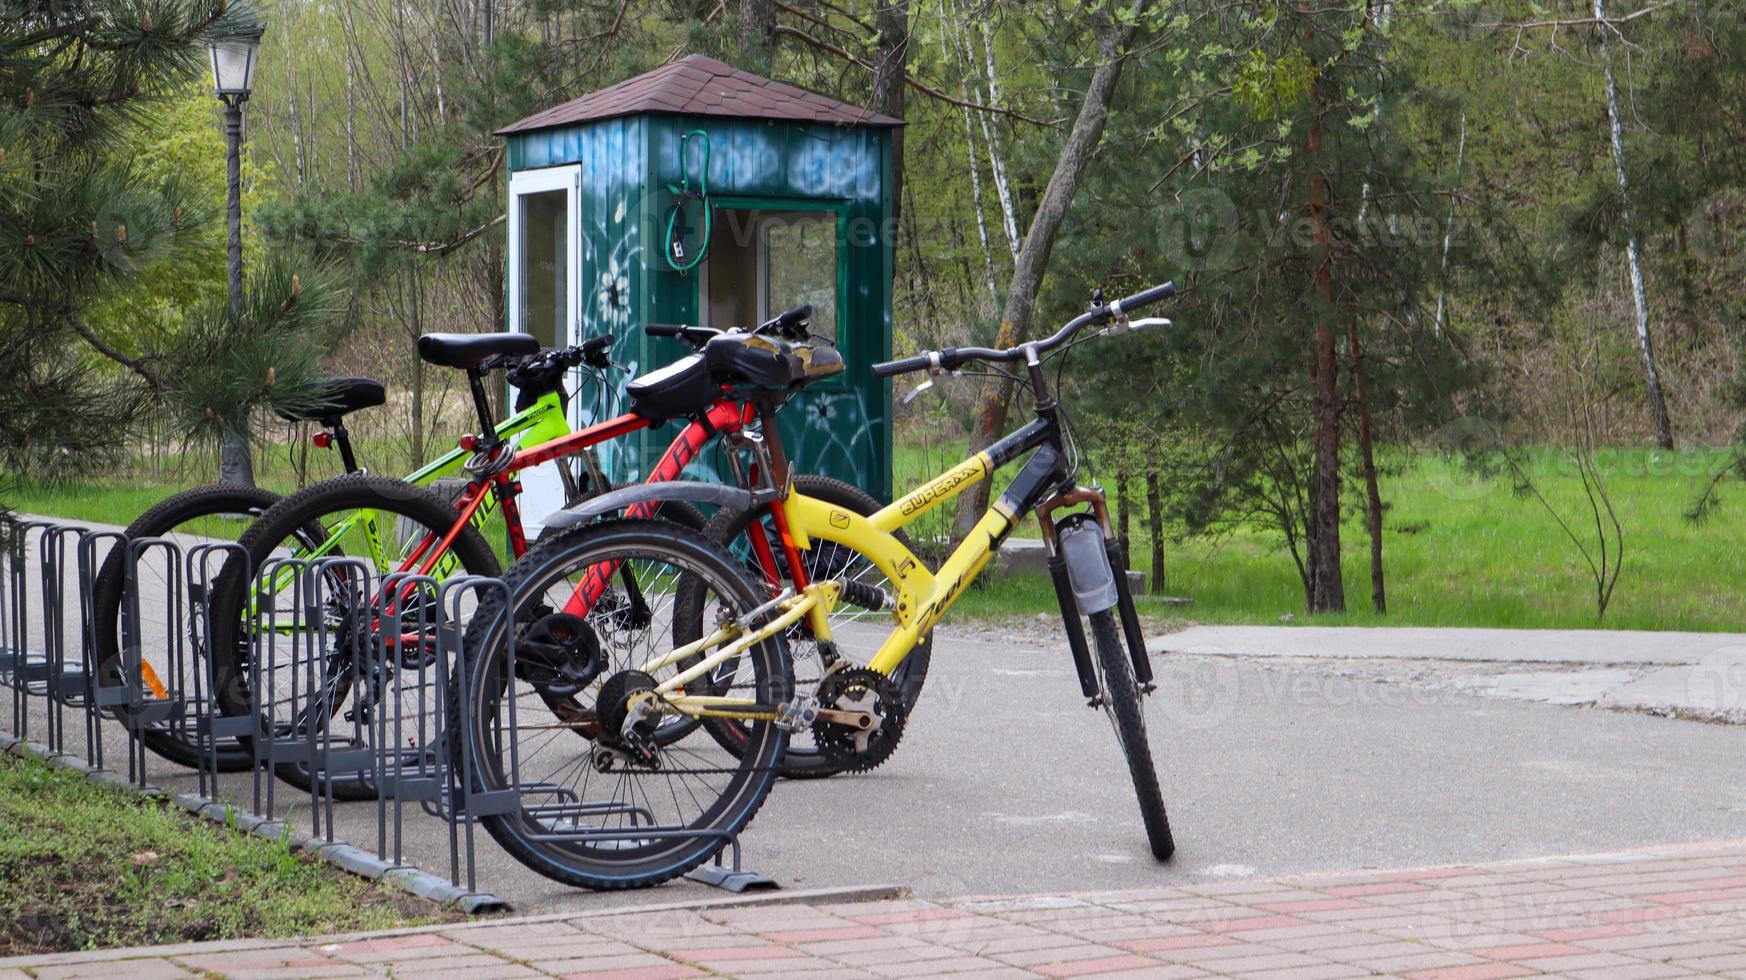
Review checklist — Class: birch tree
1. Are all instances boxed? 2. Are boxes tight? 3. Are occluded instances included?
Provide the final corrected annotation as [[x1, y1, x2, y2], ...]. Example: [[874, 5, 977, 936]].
[[1594, 0, 1674, 449], [940, 10, 1001, 310], [952, 0, 1156, 540]]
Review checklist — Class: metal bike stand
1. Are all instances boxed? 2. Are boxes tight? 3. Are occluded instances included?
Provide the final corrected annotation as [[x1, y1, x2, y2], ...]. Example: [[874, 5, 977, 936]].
[[5, 522, 58, 747], [111, 535, 192, 789], [75, 530, 127, 772], [685, 836, 778, 892], [188, 542, 254, 801]]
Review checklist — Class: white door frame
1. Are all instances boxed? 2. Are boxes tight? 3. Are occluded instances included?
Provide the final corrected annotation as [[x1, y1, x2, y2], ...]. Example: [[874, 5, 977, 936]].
[[505, 164, 581, 529], [506, 164, 582, 347]]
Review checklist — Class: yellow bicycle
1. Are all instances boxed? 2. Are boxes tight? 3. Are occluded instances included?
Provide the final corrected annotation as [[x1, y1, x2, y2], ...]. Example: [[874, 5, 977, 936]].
[[456, 281, 1178, 889]]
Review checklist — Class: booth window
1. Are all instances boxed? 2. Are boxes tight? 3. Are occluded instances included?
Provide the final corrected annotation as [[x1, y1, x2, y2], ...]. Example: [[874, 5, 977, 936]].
[[763, 214, 838, 343], [704, 208, 839, 347], [517, 188, 568, 350]]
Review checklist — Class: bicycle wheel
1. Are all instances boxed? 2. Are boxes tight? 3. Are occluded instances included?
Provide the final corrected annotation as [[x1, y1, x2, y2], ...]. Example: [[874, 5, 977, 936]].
[[455, 519, 790, 890], [90, 485, 285, 771], [677, 475, 931, 777], [1088, 608, 1174, 860], [207, 474, 502, 800]]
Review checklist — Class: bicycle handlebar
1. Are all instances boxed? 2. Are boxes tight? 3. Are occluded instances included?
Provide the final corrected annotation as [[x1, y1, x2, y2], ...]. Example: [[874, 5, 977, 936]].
[[501, 334, 617, 393], [645, 304, 815, 350], [645, 322, 720, 347], [871, 281, 1175, 379]]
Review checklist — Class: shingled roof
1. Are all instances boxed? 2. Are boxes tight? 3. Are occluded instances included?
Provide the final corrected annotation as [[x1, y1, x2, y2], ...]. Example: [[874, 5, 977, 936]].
[[497, 54, 903, 135]]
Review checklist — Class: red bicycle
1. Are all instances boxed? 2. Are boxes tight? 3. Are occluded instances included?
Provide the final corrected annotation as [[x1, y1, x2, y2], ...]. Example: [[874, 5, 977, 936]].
[[204, 306, 923, 792]]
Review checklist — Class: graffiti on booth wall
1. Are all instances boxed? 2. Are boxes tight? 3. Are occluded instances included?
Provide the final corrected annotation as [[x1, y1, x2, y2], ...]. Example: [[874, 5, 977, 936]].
[[580, 192, 644, 481]]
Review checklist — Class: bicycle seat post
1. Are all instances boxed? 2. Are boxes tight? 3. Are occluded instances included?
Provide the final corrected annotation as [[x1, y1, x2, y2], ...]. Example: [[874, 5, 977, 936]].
[[322, 416, 361, 472], [464, 366, 500, 448]]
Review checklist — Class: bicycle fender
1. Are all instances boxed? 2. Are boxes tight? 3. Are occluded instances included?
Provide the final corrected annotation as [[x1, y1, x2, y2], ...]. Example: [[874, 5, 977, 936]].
[[543, 481, 770, 530]]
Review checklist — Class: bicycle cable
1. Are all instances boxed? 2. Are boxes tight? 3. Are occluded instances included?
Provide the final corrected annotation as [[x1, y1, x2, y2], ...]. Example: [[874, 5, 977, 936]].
[[663, 129, 713, 273]]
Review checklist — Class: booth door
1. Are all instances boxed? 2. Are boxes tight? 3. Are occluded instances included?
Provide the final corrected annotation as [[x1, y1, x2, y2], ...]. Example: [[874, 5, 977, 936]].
[[506, 165, 581, 528]]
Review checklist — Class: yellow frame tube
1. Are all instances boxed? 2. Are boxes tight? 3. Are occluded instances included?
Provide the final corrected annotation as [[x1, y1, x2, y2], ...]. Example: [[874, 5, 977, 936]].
[[641, 444, 1026, 717]]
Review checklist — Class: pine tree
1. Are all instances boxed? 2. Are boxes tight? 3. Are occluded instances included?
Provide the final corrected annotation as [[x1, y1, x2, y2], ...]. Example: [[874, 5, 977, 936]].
[[2, 0, 215, 474], [0, 0, 341, 484], [1064, 0, 1504, 614]]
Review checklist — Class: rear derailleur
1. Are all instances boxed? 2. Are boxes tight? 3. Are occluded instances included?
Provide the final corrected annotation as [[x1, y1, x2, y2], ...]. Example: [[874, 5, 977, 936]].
[[590, 669, 663, 772]]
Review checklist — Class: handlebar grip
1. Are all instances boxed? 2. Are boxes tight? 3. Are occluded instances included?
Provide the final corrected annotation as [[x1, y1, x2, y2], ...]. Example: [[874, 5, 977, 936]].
[[646, 322, 720, 349], [872, 353, 932, 379], [1114, 281, 1176, 315], [582, 334, 613, 352], [775, 304, 811, 328]]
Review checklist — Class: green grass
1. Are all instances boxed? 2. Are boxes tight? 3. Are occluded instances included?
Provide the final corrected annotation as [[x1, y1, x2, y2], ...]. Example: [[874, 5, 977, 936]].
[[12, 442, 1746, 631], [953, 445, 1746, 632], [0, 754, 454, 954], [4, 478, 293, 531]]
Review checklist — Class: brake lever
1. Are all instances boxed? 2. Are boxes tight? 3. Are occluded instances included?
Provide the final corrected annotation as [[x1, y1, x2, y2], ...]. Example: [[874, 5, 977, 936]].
[[1100, 315, 1172, 337], [902, 363, 960, 404]]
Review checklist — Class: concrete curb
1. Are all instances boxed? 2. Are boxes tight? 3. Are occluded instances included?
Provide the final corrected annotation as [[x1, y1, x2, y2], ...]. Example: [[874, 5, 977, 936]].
[[0, 728, 508, 915]]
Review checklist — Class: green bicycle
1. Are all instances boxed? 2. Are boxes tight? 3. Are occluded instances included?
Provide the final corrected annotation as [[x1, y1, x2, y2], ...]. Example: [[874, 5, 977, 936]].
[[90, 336, 639, 771]]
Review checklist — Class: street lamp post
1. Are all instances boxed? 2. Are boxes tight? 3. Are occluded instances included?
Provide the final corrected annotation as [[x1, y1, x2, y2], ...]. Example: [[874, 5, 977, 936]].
[[208, 21, 265, 486]]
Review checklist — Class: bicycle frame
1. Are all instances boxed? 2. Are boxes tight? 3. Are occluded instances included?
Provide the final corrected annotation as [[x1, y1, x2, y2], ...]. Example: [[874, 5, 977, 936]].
[[268, 388, 577, 578], [642, 414, 1079, 719], [432, 397, 753, 577]]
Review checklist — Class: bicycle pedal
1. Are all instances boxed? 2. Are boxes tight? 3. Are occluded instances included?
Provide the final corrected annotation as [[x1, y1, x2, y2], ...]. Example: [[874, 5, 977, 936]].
[[775, 696, 820, 732]]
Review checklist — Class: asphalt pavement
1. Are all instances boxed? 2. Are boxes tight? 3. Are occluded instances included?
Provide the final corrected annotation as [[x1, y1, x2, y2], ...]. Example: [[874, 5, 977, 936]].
[[6, 515, 1746, 917], [14, 621, 1746, 916]]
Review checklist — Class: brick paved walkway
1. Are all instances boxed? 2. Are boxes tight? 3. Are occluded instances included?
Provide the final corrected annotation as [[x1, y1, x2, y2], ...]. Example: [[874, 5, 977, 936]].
[[10, 840, 1746, 978]]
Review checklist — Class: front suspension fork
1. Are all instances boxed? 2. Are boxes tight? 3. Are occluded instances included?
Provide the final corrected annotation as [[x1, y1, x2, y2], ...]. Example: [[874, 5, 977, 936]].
[[1040, 491, 1155, 700]]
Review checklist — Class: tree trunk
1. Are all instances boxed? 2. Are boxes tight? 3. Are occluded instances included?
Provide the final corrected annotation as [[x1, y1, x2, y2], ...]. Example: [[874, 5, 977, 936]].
[[942, 6, 1000, 312], [1435, 112, 1465, 336], [1115, 468, 1131, 553], [950, 0, 1153, 540], [740, 0, 776, 71], [407, 268, 426, 469], [1305, 24, 1345, 615], [973, 19, 1021, 262], [871, 0, 911, 223], [219, 433, 255, 487], [1594, 0, 1674, 450], [287, 81, 307, 186], [1349, 321, 1385, 613], [1145, 470, 1165, 595]]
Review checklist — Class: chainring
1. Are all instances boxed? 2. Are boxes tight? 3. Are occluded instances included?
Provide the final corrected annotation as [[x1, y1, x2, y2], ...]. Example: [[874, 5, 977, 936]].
[[812, 667, 907, 774]]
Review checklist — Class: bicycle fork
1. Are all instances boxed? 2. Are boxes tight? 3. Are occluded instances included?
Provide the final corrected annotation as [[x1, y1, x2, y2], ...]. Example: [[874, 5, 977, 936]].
[[1038, 489, 1155, 705]]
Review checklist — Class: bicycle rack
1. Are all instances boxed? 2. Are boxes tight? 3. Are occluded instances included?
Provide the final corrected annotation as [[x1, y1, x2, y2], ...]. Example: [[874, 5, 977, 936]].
[[0, 523, 121, 770], [0, 516, 778, 906]]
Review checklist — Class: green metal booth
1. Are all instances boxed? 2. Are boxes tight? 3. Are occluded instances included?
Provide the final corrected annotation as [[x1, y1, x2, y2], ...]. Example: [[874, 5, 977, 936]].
[[497, 55, 902, 520]]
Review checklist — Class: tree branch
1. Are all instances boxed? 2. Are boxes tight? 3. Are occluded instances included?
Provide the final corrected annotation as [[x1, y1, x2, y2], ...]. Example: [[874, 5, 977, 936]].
[[1500, 1, 1671, 31], [324, 214, 506, 255], [772, 24, 1057, 128], [775, 1, 860, 41], [68, 316, 164, 389]]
